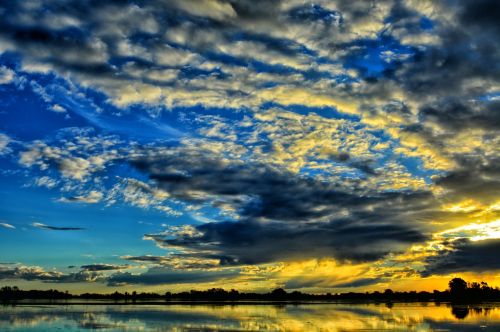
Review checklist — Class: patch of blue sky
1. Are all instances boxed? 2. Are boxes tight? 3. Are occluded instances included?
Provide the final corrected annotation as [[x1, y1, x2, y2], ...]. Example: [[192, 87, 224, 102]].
[[367, 127, 396, 146], [249, 59, 301, 76], [178, 66, 228, 80], [122, 104, 189, 140], [477, 92, 500, 101], [255, 81, 281, 89], [0, 78, 88, 141], [1, 54, 192, 142], [47, 79, 184, 141], [0, 174, 177, 268], [397, 154, 443, 184], [367, 129, 441, 184], [419, 17, 434, 30], [342, 35, 416, 79], [187, 205, 230, 224], [0, 153, 17, 172], [0, 50, 24, 71]]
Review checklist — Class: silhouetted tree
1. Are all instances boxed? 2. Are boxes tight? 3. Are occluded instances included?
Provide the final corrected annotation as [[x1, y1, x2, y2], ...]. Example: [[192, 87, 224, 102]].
[[449, 278, 467, 297], [451, 306, 469, 319], [1, 277, 499, 303], [384, 289, 394, 297], [270, 288, 287, 299]]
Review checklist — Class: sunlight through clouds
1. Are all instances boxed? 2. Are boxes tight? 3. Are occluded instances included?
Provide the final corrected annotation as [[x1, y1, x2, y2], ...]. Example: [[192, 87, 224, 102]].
[[0, 0, 498, 293]]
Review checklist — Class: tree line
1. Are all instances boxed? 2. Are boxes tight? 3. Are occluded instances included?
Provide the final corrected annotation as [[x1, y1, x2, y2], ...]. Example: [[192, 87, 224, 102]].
[[1, 278, 499, 303]]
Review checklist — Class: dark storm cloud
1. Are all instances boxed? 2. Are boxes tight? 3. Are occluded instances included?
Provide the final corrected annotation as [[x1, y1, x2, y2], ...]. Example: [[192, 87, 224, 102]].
[[433, 156, 500, 204], [121, 255, 168, 264], [419, 99, 500, 131], [107, 267, 240, 286], [397, 0, 500, 98], [374, 0, 500, 210], [158, 220, 425, 265], [32, 222, 85, 231], [397, 111, 499, 206], [388, 0, 500, 139], [422, 239, 500, 276], [457, 0, 500, 34], [130, 151, 435, 263], [335, 0, 500, 153], [226, 0, 283, 21], [80, 264, 130, 272], [132, 152, 435, 223]]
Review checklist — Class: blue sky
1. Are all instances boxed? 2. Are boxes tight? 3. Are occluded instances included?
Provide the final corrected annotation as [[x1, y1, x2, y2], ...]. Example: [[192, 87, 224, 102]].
[[0, 0, 499, 293]]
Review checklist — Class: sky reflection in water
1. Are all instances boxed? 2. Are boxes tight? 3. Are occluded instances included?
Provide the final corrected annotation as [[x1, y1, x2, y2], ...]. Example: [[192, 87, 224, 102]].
[[1, 303, 499, 331]]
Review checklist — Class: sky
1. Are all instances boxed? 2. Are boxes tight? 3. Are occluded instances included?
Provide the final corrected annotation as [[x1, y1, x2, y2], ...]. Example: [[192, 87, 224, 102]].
[[0, 0, 499, 294]]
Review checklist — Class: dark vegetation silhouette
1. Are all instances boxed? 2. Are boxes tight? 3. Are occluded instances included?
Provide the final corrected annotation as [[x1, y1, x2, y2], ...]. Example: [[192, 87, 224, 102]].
[[1, 278, 499, 303], [450, 305, 493, 320]]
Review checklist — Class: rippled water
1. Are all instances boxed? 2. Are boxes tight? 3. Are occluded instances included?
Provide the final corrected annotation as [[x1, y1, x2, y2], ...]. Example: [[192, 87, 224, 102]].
[[1, 302, 499, 331]]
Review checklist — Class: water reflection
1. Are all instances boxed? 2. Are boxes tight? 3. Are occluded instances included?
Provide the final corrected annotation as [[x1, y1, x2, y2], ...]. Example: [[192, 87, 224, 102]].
[[1, 302, 499, 331]]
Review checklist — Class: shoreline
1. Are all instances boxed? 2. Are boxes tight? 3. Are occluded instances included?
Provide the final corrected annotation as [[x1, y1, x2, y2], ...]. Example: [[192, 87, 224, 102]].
[[2, 300, 500, 306]]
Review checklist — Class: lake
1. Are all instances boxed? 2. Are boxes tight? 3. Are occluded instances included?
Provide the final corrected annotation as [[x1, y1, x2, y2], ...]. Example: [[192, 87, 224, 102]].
[[1, 302, 499, 331]]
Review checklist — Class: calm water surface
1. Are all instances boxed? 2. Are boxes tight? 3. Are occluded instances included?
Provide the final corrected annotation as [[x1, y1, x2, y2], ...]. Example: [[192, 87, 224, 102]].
[[1, 302, 499, 331]]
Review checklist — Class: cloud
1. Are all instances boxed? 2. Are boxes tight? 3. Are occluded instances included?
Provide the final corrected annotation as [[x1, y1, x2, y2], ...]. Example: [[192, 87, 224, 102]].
[[19, 137, 120, 182], [0, 133, 12, 155], [34, 176, 58, 189], [32, 222, 85, 231], [50, 104, 67, 113], [80, 264, 130, 272], [129, 150, 434, 264], [106, 178, 181, 216], [433, 157, 500, 205], [331, 277, 385, 289], [149, 219, 425, 265], [0, 0, 381, 112], [0, 0, 498, 290], [58, 191, 103, 204], [0, 66, 15, 84], [422, 238, 500, 276], [0, 223, 15, 229], [121, 254, 222, 269], [0, 264, 102, 283], [132, 149, 434, 222]]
